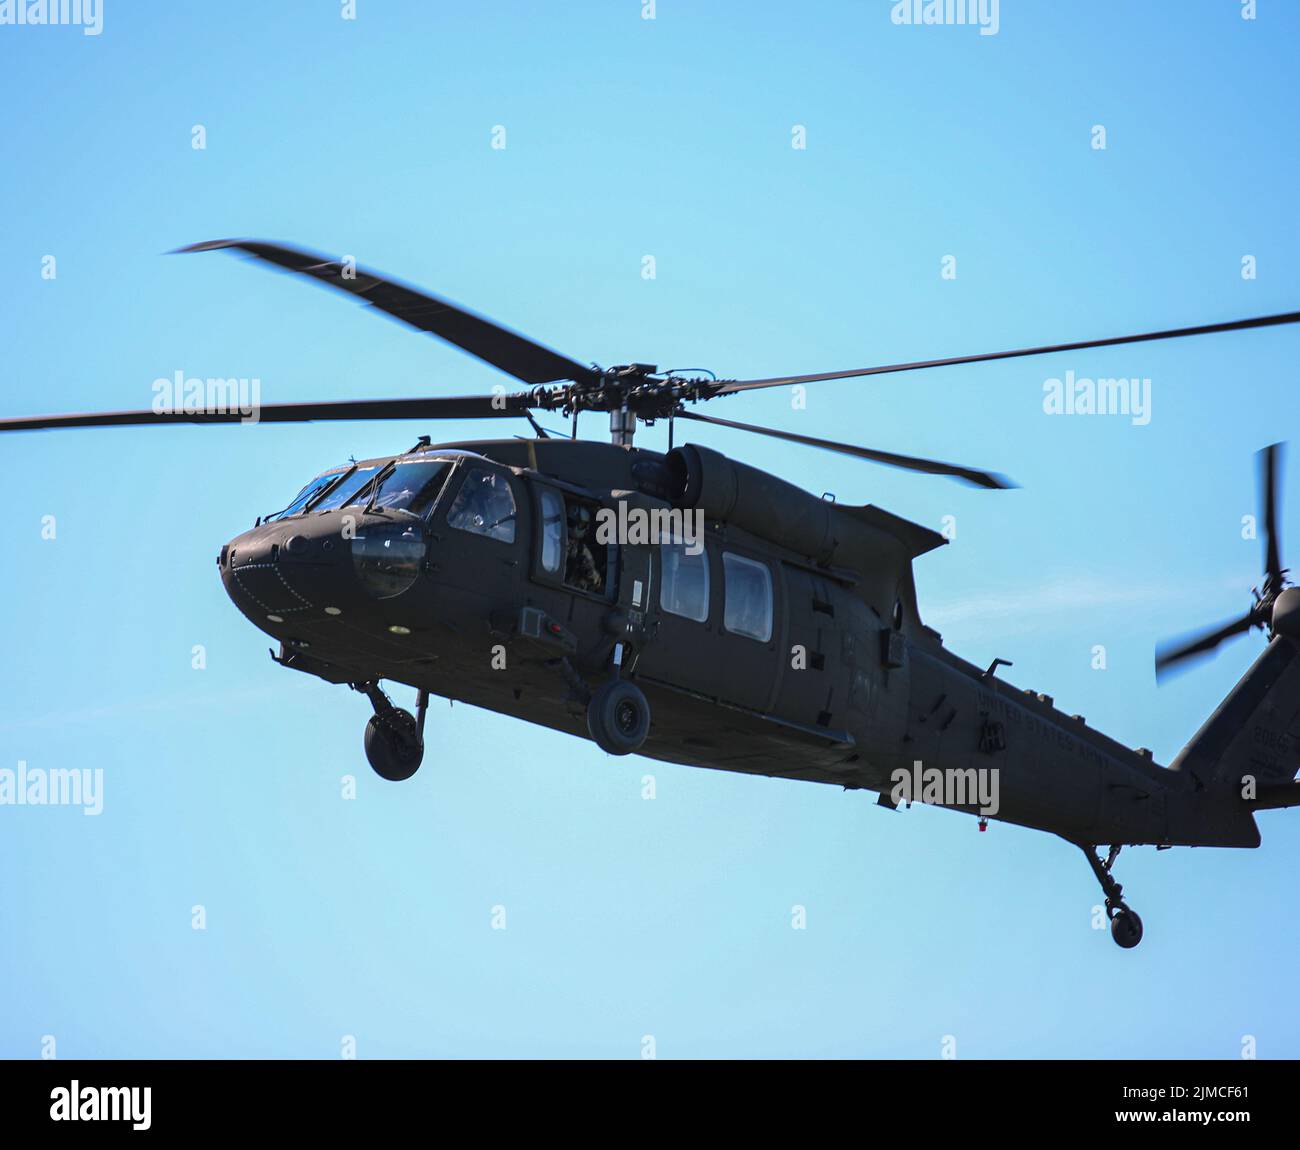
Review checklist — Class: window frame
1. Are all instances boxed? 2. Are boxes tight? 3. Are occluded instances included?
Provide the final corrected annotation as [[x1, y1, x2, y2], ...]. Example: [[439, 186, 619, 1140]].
[[721, 550, 773, 643], [364, 457, 456, 520], [530, 481, 568, 585], [307, 464, 384, 514], [527, 482, 620, 602], [560, 495, 618, 602], [266, 466, 350, 521], [444, 465, 519, 545], [658, 537, 711, 623]]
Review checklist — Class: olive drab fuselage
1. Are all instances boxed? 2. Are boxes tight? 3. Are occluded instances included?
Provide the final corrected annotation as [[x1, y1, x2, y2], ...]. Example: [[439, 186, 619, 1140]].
[[219, 436, 1261, 852]]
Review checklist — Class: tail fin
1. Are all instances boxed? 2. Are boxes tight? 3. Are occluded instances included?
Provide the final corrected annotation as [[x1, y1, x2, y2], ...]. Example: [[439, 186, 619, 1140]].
[[1169, 636, 1300, 791]]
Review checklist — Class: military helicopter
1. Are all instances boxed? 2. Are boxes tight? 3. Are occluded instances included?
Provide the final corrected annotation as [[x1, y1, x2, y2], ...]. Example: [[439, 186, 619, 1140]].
[[6, 239, 1300, 949]]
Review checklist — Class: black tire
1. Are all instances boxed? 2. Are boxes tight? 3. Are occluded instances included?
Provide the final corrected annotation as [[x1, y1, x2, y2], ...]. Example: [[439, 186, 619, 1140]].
[[1110, 908, 1144, 949], [364, 710, 424, 781], [586, 680, 651, 756]]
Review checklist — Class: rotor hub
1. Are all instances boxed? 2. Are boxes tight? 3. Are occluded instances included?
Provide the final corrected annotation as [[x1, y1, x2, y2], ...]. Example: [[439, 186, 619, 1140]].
[[1270, 585, 1300, 642], [528, 364, 722, 444]]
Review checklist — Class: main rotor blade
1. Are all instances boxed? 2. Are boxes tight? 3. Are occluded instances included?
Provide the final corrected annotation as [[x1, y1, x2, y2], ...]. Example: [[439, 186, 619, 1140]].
[[675, 409, 1015, 489], [175, 239, 600, 387], [716, 310, 1300, 394], [0, 393, 534, 432], [1155, 612, 1258, 680], [1259, 442, 1284, 588]]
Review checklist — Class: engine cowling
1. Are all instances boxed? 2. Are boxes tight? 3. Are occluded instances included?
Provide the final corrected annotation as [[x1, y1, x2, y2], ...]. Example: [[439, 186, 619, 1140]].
[[666, 443, 843, 562]]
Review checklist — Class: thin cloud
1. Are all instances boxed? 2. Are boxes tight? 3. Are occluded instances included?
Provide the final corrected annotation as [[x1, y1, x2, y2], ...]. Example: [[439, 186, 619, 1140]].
[[923, 573, 1249, 638]]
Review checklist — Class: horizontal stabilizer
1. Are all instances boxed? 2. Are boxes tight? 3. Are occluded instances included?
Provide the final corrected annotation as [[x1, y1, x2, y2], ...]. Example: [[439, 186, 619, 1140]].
[[839, 504, 948, 558]]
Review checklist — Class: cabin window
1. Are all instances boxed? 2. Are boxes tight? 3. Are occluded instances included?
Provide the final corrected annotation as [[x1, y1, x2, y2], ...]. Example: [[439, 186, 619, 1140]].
[[660, 542, 709, 622], [539, 487, 565, 573], [447, 468, 517, 543], [722, 552, 772, 642]]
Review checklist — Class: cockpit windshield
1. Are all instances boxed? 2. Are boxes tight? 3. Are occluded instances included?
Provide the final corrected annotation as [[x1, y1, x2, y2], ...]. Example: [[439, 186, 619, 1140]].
[[265, 467, 348, 521], [266, 457, 457, 522], [366, 459, 454, 517], [309, 465, 381, 512]]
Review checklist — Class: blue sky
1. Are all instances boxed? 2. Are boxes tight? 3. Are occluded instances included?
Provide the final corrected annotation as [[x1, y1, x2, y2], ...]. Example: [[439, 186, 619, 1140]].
[[2, 0, 1298, 1058]]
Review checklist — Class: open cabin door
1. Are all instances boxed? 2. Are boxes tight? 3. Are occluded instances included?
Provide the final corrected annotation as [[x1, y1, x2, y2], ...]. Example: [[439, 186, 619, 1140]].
[[525, 478, 650, 670]]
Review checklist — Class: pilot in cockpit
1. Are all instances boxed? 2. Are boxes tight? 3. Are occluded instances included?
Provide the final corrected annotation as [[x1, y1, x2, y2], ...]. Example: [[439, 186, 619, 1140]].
[[453, 469, 516, 541]]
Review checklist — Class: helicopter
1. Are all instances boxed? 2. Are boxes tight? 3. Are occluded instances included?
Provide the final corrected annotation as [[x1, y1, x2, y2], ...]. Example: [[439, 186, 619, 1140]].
[[6, 238, 1300, 950]]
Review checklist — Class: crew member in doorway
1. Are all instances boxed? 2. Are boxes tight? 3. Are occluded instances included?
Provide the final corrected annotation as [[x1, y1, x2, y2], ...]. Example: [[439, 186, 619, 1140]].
[[565, 503, 602, 594]]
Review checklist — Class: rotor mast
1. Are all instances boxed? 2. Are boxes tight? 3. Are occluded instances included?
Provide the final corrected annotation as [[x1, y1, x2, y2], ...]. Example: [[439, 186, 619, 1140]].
[[610, 404, 635, 447], [596, 364, 663, 448]]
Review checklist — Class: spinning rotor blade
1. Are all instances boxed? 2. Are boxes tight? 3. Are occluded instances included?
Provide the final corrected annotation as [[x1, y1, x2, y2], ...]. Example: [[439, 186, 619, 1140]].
[[716, 310, 1300, 394], [675, 409, 1015, 489], [175, 239, 600, 387], [0, 392, 534, 432], [1155, 611, 1260, 681], [1154, 441, 1292, 683], [1260, 442, 1285, 589]]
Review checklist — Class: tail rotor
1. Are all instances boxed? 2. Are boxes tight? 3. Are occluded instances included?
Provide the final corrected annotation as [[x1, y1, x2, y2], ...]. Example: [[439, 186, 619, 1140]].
[[1156, 443, 1293, 681]]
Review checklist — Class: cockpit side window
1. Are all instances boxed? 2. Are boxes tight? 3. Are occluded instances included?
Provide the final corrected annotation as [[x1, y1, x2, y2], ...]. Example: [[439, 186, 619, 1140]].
[[447, 468, 517, 543]]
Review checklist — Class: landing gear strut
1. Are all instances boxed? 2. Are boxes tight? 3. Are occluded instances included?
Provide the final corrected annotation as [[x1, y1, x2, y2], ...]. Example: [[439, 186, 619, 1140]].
[[1082, 844, 1144, 949], [355, 681, 427, 781]]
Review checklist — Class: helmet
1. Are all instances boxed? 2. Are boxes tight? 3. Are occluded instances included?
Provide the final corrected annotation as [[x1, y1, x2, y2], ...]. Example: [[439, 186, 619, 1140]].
[[569, 504, 592, 538]]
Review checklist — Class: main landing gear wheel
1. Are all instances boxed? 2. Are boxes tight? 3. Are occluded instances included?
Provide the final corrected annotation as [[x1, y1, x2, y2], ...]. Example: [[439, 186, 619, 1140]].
[[1081, 844, 1145, 949], [364, 710, 423, 781], [587, 680, 650, 756], [355, 681, 428, 781]]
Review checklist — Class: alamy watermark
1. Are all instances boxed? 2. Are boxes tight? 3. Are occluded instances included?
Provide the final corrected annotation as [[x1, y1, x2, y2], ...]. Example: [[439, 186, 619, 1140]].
[[50, 1081, 150, 1131], [0, 0, 103, 35], [890, 759, 1000, 816], [1, 761, 103, 816], [595, 503, 705, 556], [890, 0, 999, 36], [1042, 371, 1151, 426], [152, 371, 261, 423]]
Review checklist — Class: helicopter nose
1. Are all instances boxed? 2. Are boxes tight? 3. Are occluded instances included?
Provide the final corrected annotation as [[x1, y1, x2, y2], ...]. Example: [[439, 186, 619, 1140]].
[[218, 520, 355, 625], [218, 513, 429, 626]]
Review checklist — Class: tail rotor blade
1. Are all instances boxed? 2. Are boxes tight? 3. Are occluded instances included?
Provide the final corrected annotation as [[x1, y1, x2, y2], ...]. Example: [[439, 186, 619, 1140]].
[[1155, 612, 1258, 681], [1260, 442, 1284, 588]]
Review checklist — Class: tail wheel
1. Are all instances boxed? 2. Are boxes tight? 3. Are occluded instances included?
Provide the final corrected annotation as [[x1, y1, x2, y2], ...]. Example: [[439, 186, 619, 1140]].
[[587, 680, 651, 756], [1110, 907, 1144, 949]]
